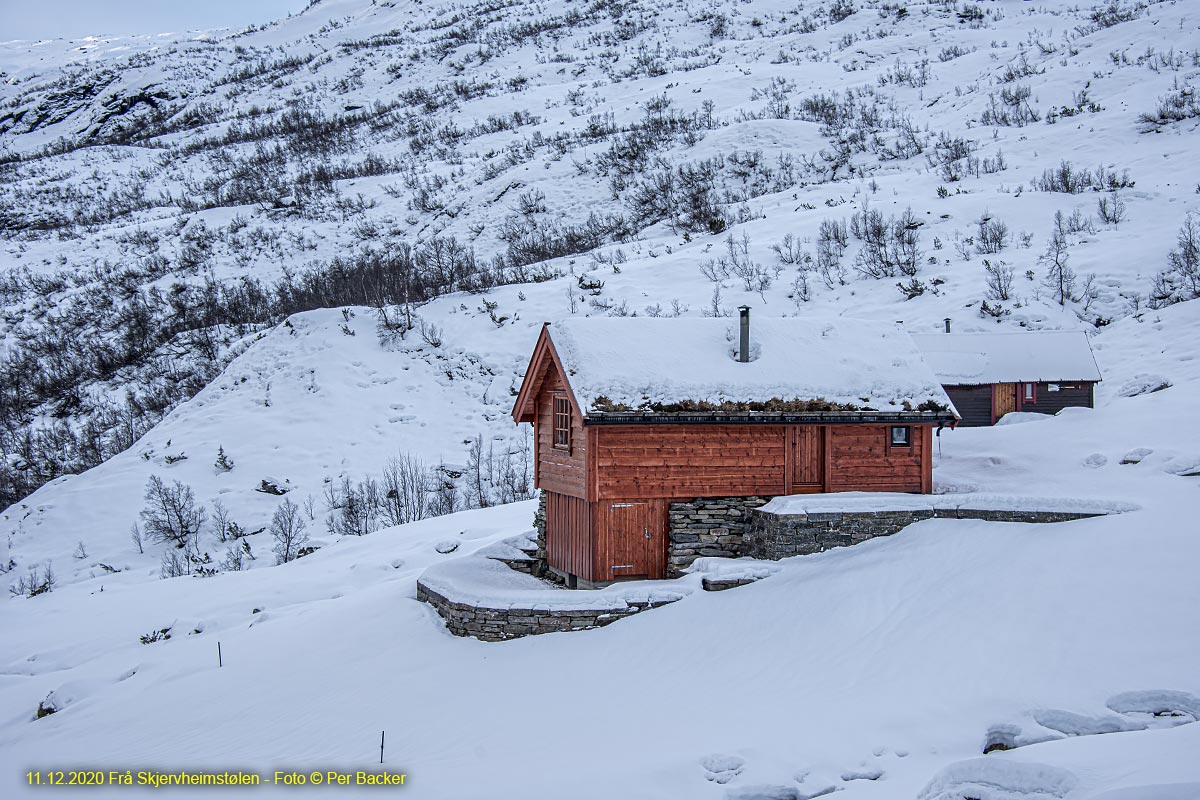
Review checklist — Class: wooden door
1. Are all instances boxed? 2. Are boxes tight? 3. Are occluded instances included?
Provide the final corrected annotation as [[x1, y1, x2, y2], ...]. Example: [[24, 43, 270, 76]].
[[789, 426, 826, 492], [992, 383, 1018, 422], [603, 501, 665, 581]]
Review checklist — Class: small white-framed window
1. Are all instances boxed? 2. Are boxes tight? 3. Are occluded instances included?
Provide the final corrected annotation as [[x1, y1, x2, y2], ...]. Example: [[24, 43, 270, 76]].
[[1023, 382, 1036, 402], [552, 395, 571, 450], [890, 426, 911, 447]]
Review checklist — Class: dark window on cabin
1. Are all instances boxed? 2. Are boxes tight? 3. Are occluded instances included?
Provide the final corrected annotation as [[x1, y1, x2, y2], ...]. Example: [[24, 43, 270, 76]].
[[890, 426, 911, 447], [553, 396, 571, 450]]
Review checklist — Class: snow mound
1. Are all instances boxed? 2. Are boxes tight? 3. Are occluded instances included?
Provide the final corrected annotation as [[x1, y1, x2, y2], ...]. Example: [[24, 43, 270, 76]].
[[1085, 784, 1200, 800], [995, 412, 1051, 426], [918, 758, 1078, 800], [1117, 374, 1172, 397], [1031, 709, 1146, 737], [725, 784, 800, 800], [1160, 456, 1200, 477], [1119, 448, 1153, 465], [687, 557, 780, 584], [700, 754, 745, 784], [1106, 690, 1200, 720], [417, 548, 692, 612]]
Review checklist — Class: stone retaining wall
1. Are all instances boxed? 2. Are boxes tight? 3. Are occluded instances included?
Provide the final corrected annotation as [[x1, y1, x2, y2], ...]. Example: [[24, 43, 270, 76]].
[[532, 490, 547, 565], [667, 496, 770, 577], [416, 580, 675, 642], [747, 506, 1103, 561]]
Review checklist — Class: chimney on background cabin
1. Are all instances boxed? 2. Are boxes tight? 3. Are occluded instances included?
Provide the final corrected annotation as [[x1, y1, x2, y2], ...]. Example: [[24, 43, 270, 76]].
[[944, 317, 952, 333], [738, 306, 750, 363]]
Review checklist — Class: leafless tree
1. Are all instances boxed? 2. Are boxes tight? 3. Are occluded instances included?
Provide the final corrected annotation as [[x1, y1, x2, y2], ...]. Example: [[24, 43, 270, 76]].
[[271, 498, 309, 564], [1040, 223, 1076, 305], [141, 475, 206, 549]]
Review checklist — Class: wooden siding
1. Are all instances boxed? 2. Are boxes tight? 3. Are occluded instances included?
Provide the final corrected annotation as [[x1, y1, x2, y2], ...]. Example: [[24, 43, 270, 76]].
[[593, 425, 788, 500], [789, 425, 826, 489], [946, 382, 1094, 426], [534, 371, 588, 499], [993, 382, 1019, 421], [944, 385, 994, 427], [826, 425, 926, 493], [595, 499, 667, 581], [545, 491, 593, 580], [1020, 381, 1094, 416]]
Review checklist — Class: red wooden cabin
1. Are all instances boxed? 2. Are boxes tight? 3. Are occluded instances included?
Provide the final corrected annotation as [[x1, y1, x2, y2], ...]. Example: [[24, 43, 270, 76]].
[[512, 311, 958, 587]]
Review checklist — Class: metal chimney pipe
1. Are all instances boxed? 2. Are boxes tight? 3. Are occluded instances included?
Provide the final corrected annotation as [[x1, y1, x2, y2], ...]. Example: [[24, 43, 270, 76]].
[[944, 317, 952, 333], [738, 306, 750, 363]]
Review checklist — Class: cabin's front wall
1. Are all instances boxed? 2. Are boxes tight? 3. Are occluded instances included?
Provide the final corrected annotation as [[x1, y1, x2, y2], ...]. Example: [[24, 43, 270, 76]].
[[537, 422, 935, 584], [944, 385, 994, 427], [593, 425, 788, 500], [827, 424, 931, 493], [944, 382, 1095, 426], [1017, 381, 1095, 417], [591, 423, 931, 498]]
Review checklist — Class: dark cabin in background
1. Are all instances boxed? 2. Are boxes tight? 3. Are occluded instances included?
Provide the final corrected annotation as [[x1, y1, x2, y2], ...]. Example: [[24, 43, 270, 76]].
[[512, 311, 958, 588], [912, 330, 1102, 427]]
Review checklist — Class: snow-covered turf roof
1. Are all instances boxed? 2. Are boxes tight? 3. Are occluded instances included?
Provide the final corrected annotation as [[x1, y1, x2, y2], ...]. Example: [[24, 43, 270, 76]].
[[912, 332, 1103, 386], [548, 317, 954, 414]]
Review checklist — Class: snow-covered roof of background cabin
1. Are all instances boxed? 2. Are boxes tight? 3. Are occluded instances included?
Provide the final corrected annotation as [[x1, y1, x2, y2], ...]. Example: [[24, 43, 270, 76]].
[[547, 317, 953, 413], [911, 331, 1102, 385]]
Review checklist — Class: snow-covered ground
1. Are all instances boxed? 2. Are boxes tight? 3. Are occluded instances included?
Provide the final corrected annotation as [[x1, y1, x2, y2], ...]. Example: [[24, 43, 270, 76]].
[[2, 0, 1199, 796], [1, 295, 1198, 799]]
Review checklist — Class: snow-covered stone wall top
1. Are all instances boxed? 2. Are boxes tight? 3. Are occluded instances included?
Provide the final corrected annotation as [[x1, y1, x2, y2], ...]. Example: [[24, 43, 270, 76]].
[[549, 317, 954, 413], [912, 331, 1102, 385]]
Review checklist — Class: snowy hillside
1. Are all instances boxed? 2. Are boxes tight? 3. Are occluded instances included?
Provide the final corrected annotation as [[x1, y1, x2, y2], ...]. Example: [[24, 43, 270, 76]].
[[1, 299, 1199, 799], [2, 0, 1199, 796], [2, 0, 1199, 510]]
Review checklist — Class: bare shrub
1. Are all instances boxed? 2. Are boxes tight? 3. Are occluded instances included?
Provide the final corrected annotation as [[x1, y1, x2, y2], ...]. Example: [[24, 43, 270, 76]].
[[976, 213, 1010, 254], [1097, 192, 1126, 225], [984, 260, 1015, 301], [382, 452, 431, 526], [1149, 212, 1200, 307]]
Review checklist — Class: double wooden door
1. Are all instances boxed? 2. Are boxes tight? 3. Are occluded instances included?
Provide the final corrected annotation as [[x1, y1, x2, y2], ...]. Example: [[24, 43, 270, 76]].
[[603, 500, 666, 581]]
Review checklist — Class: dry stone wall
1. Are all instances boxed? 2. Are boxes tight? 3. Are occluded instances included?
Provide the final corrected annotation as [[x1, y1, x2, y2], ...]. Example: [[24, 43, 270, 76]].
[[746, 506, 1104, 560], [415, 581, 674, 642], [666, 496, 770, 577]]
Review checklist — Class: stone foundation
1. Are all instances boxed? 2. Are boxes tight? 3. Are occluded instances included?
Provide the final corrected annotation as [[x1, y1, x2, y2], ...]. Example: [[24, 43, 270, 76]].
[[416, 581, 675, 642], [667, 496, 770, 577], [747, 506, 1104, 561]]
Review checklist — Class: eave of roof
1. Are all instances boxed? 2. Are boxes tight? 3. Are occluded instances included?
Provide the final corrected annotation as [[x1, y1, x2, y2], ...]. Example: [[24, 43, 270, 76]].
[[583, 410, 958, 425]]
